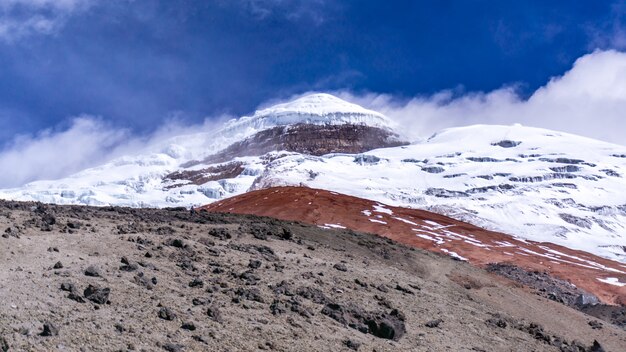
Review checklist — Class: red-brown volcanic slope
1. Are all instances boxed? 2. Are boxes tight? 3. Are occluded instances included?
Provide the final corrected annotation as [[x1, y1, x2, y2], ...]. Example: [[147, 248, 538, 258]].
[[202, 186, 626, 305]]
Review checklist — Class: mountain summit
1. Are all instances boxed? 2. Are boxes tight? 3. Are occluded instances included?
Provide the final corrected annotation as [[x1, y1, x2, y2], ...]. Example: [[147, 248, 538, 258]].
[[1, 94, 626, 263], [221, 93, 393, 135], [0, 93, 403, 207]]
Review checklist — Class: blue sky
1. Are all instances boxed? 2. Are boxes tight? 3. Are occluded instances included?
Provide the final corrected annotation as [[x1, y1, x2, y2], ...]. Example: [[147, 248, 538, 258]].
[[0, 0, 623, 137], [0, 0, 626, 186]]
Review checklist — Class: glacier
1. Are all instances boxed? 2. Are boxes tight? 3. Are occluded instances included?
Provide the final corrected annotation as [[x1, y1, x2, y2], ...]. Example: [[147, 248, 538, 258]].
[[1, 94, 626, 262]]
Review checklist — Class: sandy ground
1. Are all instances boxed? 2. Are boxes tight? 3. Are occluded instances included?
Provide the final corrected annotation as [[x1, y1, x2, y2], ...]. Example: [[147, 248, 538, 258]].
[[0, 201, 624, 351]]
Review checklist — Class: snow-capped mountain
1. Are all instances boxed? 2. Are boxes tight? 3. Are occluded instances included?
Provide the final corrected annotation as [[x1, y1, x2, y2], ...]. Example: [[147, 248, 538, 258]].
[[220, 92, 393, 134], [1, 93, 626, 262], [250, 124, 626, 262], [0, 93, 396, 207]]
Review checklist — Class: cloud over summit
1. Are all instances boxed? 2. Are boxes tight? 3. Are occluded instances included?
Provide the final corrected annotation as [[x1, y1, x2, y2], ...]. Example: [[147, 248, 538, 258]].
[[0, 0, 95, 41], [338, 50, 626, 145], [1, 49, 626, 188]]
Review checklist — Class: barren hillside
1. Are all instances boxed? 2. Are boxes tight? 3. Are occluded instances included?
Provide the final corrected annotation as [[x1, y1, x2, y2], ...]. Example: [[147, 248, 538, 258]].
[[0, 200, 624, 351]]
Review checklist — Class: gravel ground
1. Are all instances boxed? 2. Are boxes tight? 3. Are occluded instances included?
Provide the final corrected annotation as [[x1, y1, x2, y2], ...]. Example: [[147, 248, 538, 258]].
[[0, 201, 624, 351]]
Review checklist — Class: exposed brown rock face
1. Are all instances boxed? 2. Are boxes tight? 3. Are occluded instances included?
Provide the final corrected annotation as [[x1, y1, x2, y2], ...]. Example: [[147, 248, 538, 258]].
[[202, 186, 626, 306], [185, 123, 407, 166], [164, 162, 245, 187]]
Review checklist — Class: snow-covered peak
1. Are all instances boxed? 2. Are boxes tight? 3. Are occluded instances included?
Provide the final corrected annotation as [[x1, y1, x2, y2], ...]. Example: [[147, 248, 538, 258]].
[[427, 123, 613, 147], [256, 93, 385, 118], [219, 93, 393, 138], [2, 97, 626, 263]]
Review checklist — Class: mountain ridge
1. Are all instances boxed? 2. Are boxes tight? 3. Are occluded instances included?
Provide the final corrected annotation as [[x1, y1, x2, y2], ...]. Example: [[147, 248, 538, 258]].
[[202, 186, 626, 306], [1, 94, 625, 263]]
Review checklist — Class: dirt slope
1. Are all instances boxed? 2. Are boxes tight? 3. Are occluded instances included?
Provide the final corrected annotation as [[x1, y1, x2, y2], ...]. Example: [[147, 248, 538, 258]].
[[202, 187, 626, 306], [1, 200, 625, 351]]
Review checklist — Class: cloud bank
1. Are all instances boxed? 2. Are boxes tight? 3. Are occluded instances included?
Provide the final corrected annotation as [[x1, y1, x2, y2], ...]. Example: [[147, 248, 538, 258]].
[[233, 0, 330, 24], [0, 117, 128, 187], [1, 49, 626, 188], [337, 50, 626, 145], [0, 0, 95, 41], [0, 114, 230, 188]]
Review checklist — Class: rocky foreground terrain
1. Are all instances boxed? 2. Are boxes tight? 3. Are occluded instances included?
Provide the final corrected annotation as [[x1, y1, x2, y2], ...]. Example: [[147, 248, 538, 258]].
[[1, 200, 625, 351]]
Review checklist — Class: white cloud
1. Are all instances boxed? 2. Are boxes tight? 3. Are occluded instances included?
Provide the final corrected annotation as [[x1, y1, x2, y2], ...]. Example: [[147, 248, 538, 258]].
[[333, 50, 626, 146], [0, 113, 232, 188], [0, 0, 94, 41], [237, 0, 329, 24], [587, 1, 626, 50], [2, 50, 625, 188], [0, 116, 128, 187]]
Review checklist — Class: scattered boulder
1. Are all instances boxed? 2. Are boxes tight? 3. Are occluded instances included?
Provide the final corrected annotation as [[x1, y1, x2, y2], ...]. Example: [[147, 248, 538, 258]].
[[209, 228, 231, 240], [344, 339, 361, 351], [395, 284, 414, 295], [425, 319, 443, 328], [270, 299, 289, 315], [66, 221, 82, 230], [61, 282, 84, 302], [333, 263, 348, 272], [84, 265, 101, 277], [133, 272, 155, 290], [40, 213, 56, 231], [248, 259, 262, 269], [1, 336, 9, 352], [296, 286, 328, 304], [40, 322, 59, 337], [237, 271, 261, 285], [486, 263, 597, 308], [167, 238, 185, 248], [354, 279, 368, 288], [520, 322, 551, 343], [155, 226, 176, 236], [235, 287, 265, 303], [589, 340, 606, 352], [114, 323, 126, 333], [119, 257, 138, 272], [575, 294, 600, 307], [84, 285, 110, 305], [181, 322, 196, 331], [269, 298, 313, 318], [321, 302, 406, 341], [189, 278, 204, 288], [485, 317, 507, 329], [60, 282, 77, 292], [588, 320, 603, 330], [279, 228, 293, 240], [53, 261, 63, 269], [192, 297, 208, 306], [206, 306, 223, 323], [68, 292, 86, 303], [158, 307, 177, 321], [3, 227, 20, 239], [272, 281, 295, 296]]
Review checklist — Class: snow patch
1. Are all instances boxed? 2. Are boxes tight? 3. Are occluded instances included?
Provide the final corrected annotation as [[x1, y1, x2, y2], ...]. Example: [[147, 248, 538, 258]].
[[440, 248, 468, 261], [373, 204, 393, 215], [324, 223, 346, 229], [596, 277, 626, 287], [393, 217, 418, 226]]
